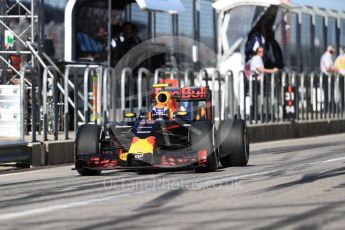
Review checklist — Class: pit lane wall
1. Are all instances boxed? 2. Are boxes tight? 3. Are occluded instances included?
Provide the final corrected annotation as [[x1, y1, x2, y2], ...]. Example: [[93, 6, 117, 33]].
[[23, 119, 345, 166], [247, 119, 345, 143]]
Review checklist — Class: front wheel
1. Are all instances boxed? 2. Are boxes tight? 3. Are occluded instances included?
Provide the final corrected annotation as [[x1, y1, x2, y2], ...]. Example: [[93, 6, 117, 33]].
[[75, 124, 103, 176], [189, 121, 218, 173]]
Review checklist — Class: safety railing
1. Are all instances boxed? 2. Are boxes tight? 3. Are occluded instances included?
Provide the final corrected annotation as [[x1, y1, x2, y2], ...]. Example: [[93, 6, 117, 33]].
[[224, 70, 234, 119], [247, 71, 288, 124], [240, 71, 345, 124], [153, 68, 169, 85], [23, 65, 345, 142], [18, 47, 104, 140], [184, 69, 194, 87], [18, 65, 94, 141], [153, 68, 184, 86], [211, 70, 222, 121], [170, 68, 182, 87], [137, 68, 153, 113], [42, 66, 58, 141], [120, 68, 134, 113], [20, 69, 25, 140], [63, 64, 103, 139], [102, 67, 116, 125], [198, 69, 209, 87], [21, 66, 36, 142]]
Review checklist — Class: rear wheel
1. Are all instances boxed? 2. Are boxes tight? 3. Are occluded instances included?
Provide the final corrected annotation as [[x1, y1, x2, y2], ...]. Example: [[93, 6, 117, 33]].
[[75, 124, 103, 176], [218, 119, 249, 167], [189, 121, 218, 172]]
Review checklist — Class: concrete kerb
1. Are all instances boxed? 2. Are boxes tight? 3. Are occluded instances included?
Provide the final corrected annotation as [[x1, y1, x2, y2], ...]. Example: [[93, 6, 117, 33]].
[[44, 140, 74, 165], [28, 142, 45, 167], [28, 140, 74, 166]]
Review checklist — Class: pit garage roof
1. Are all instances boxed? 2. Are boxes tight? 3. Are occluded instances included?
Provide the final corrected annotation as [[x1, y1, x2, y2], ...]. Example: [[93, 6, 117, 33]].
[[213, 0, 290, 12]]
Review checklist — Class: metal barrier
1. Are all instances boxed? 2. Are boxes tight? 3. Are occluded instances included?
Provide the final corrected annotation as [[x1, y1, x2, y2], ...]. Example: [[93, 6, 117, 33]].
[[20, 71, 25, 140], [170, 68, 182, 87], [66, 63, 345, 134], [121, 68, 134, 113], [238, 71, 246, 119], [63, 64, 102, 139], [21, 66, 36, 142], [184, 69, 194, 87], [291, 72, 298, 120], [248, 71, 254, 123], [102, 67, 115, 125], [138, 68, 153, 113], [319, 72, 324, 119], [211, 70, 222, 121], [34, 65, 345, 141], [310, 72, 315, 120], [153, 68, 168, 84], [83, 66, 101, 124], [198, 69, 209, 87], [42, 66, 58, 141], [153, 68, 186, 86], [240, 71, 345, 124], [267, 73, 278, 122], [223, 70, 232, 119], [64, 65, 81, 139]]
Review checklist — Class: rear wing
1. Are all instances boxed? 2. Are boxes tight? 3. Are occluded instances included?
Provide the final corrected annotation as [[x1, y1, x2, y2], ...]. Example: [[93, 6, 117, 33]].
[[152, 86, 211, 102]]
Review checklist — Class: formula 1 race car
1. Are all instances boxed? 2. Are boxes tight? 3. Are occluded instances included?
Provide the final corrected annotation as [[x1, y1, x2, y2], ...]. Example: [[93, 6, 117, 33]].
[[74, 84, 249, 176]]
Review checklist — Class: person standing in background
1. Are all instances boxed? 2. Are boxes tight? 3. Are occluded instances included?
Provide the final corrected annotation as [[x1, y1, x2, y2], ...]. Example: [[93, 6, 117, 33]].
[[250, 47, 279, 79], [320, 45, 338, 112], [245, 25, 269, 63], [121, 22, 141, 55], [249, 46, 279, 116], [321, 46, 337, 74]]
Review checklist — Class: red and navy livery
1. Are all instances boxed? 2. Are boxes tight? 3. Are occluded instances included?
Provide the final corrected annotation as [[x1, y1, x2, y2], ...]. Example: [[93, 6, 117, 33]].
[[74, 84, 249, 176]]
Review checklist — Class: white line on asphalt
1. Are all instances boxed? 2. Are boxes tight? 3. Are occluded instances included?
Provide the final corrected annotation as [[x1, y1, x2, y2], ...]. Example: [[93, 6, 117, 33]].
[[0, 166, 72, 178], [0, 156, 345, 221], [0, 189, 153, 221], [0, 171, 48, 178], [321, 156, 345, 163]]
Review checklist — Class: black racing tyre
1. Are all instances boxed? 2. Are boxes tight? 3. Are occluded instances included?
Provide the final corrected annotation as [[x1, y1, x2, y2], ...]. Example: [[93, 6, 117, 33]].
[[218, 119, 249, 167], [75, 124, 103, 176], [76, 167, 102, 176], [189, 121, 218, 172]]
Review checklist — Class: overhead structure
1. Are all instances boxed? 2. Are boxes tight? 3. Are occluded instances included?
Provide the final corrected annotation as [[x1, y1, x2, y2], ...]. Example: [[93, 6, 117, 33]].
[[64, 0, 185, 63], [136, 0, 184, 13], [213, 0, 290, 12]]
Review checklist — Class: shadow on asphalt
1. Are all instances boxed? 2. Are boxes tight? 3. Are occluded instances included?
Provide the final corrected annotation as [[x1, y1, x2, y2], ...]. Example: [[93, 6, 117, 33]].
[[257, 166, 345, 194]]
